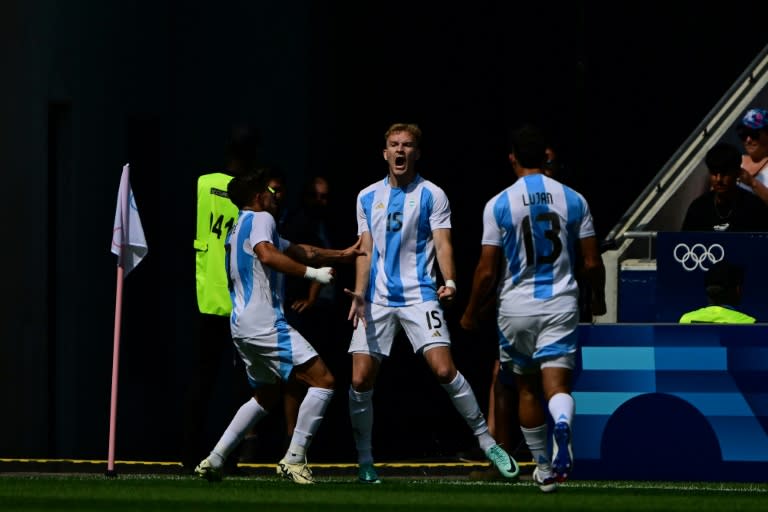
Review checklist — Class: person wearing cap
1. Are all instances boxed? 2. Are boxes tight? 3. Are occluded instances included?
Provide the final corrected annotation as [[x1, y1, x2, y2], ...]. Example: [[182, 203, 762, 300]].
[[735, 108, 768, 204], [679, 260, 756, 324], [681, 142, 768, 232]]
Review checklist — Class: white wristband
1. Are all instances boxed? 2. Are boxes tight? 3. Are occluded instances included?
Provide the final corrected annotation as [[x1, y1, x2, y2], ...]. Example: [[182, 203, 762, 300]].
[[304, 266, 334, 285], [445, 279, 456, 291]]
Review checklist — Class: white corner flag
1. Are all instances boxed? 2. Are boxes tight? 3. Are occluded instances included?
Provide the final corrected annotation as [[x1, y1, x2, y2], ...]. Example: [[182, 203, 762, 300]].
[[111, 164, 148, 276], [106, 163, 148, 477]]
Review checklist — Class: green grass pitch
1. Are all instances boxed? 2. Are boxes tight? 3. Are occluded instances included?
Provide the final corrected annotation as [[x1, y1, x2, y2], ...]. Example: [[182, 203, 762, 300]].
[[1, 474, 767, 512]]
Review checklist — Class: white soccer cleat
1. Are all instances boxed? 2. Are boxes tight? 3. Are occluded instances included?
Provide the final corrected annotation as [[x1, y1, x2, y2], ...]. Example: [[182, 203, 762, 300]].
[[194, 458, 222, 482], [277, 458, 315, 484], [532, 467, 558, 493]]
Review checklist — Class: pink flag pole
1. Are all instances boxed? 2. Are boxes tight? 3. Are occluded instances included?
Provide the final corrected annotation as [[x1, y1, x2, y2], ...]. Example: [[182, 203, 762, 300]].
[[106, 264, 125, 477], [107, 164, 147, 477]]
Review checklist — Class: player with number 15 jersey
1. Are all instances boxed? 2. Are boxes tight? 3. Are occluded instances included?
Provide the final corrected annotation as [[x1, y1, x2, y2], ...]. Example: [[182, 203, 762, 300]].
[[344, 123, 519, 485], [356, 174, 450, 307]]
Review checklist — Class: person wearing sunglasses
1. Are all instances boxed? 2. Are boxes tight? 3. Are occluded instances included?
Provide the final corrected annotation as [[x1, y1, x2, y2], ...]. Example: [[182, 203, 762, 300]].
[[194, 167, 364, 484], [735, 108, 768, 204], [237, 167, 296, 464]]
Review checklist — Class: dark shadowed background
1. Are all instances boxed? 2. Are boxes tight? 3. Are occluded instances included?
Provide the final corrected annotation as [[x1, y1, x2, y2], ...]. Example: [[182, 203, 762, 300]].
[[1, 1, 766, 463]]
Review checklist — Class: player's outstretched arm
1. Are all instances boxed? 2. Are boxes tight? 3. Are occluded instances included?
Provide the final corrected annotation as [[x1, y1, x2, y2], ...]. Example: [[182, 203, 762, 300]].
[[255, 240, 335, 284], [286, 236, 364, 266]]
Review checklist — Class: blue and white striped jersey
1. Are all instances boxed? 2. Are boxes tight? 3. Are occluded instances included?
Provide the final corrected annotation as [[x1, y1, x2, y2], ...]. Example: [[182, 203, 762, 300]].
[[226, 210, 291, 338], [356, 174, 451, 306], [482, 174, 595, 316]]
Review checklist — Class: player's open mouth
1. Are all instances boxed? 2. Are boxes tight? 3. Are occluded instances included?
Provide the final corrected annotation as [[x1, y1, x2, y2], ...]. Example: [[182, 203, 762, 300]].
[[395, 156, 406, 166]]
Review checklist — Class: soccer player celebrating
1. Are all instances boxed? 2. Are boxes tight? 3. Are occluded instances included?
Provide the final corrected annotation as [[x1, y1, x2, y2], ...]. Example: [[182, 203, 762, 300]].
[[344, 123, 519, 484], [195, 168, 363, 484], [460, 124, 606, 492]]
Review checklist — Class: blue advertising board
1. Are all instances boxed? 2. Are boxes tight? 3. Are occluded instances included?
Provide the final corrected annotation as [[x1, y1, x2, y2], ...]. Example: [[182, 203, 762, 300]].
[[655, 232, 768, 322], [574, 323, 768, 481]]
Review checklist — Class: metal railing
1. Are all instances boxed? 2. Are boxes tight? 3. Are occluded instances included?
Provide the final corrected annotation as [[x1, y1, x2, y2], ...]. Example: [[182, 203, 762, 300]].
[[623, 231, 657, 261]]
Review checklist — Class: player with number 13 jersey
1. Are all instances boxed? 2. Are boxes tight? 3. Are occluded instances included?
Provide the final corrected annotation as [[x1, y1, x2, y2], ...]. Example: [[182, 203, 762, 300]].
[[483, 173, 595, 317]]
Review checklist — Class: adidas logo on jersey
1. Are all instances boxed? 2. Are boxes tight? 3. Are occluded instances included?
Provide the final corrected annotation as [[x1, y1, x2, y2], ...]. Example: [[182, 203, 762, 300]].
[[431, 330, 442, 337]]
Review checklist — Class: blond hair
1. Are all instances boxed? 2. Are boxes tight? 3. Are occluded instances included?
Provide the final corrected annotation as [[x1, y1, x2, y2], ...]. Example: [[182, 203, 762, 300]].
[[384, 123, 422, 147]]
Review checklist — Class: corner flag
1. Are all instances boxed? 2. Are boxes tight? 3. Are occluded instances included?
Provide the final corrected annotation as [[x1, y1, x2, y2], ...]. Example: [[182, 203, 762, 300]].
[[111, 163, 147, 276], [107, 163, 148, 477]]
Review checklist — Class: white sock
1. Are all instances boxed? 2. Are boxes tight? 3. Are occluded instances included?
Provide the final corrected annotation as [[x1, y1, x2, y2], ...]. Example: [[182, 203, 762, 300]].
[[521, 424, 551, 472], [209, 397, 268, 468], [441, 372, 494, 451], [284, 387, 334, 463], [349, 387, 374, 465], [548, 393, 574, 427]]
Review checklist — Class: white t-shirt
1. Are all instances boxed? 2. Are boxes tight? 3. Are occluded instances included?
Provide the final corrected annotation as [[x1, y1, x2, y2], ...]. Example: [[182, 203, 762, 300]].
[[738, 154, 768, 194]]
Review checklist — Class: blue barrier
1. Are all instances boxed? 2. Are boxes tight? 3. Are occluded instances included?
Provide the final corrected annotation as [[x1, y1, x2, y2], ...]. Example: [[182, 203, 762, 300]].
[[618, 260, 657, 322], [573, 323, 768, 481]]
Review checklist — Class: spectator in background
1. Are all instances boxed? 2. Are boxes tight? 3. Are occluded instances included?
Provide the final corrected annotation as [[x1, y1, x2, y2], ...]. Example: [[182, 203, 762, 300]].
[[681, 142, 768, 232], [282, 176, 337, 337], [542, 145, 574, 184], [279, 175, 345, 453], [735, 108, 768, 204], [268, 168, 289, 231], [460, 124, 606, 493], [183, 123, 261, 474], [679, 260, 755, 324]]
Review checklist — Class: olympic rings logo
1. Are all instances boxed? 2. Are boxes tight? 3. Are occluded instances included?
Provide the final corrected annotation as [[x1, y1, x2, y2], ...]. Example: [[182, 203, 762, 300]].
[[673, 243, 725, 271]]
